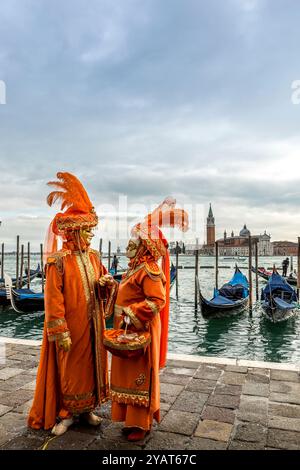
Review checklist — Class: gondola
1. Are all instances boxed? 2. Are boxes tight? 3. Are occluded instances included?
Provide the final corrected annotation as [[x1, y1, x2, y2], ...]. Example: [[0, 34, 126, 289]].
[[261, 269, 298, 322], [252, 266, 298, 286], [0, 265, 41, 288], [198, 266, 249, 317]]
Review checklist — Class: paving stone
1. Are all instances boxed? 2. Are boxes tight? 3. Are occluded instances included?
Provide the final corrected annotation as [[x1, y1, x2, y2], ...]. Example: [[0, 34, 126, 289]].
[[145, 431, 190, 450], [186, 378, 216, 393], [208, 393, 240, 409], [0, 389, 33, 407], [88, 438, 141, 450], [270, 370, 300, 382], [160, 394, 177, 405], [187, 437, 227, 450], [14, 399, 33, 415], [233, 422, 267, 444], [0, 374, 35, 391], [242, 381, 269, 397], [229, 440, 265, 450], [0, 404, 13, 417], [246, 373, 270, 384], [0, 430, 15, 447], [201, 406, 235, 424], [248, 368, 270, 376], [194, 420, 232, 442], [160, 383, 184, 396], [270, 380, 300, 394], [220, 372, 246, 386], [159, 410, 199, 436], [215, 383, 242, 396], [225, 365, 248, 374], [27, 367, 38, 376], [0, 435, 43, 450], [101, 422, 130, 442], [46, 430, 96, 450], [160, 373, 192, 386], [268, 402, 300, 419], [268, 416, 300, 432], [195, 365, 223, 381], [160, 402, 171, 412], [166, 360, 199, 369], [267, 429, 300, 450], [20, 380, 36, 391], [269, 392, 300, 405], [172, 391, 209, 413], [238, 396, 268, 416], [165, 367, 197, 377], [0, 368, 25, 381], [0, 412, 27, 434]]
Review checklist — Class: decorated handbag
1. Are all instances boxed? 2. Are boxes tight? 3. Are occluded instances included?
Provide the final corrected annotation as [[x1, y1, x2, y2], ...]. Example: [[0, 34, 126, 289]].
[[103, 325, 151, 359]]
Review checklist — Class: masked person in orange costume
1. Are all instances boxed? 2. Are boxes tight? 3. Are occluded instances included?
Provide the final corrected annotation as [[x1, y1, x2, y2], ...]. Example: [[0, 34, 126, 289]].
[[28, 172, 117, 435], [110, 198, 189, 441]]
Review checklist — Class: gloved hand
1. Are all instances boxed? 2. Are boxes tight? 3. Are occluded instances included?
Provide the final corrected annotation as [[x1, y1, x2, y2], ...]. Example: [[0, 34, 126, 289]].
[[57, 336, 72, 352], [123, 315, 131, 326], [99, 274, 114, 287]]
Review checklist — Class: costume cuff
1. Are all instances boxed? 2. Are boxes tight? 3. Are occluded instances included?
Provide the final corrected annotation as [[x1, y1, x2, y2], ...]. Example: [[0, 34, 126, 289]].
[[123, 306, 144, 330], [47, 319, 70, 342]]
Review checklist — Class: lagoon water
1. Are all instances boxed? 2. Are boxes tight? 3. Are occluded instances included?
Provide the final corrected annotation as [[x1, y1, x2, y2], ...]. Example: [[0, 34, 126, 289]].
[[1, 254, 300, 363]]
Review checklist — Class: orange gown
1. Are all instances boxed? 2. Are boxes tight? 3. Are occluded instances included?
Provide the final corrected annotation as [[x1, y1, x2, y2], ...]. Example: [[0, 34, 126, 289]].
[[111, 260, 166, 431], [28, 243, 117, 430]]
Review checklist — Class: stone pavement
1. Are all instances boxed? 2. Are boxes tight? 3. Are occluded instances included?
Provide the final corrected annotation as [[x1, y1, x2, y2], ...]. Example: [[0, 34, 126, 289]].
[[1, 340, 300, 450]]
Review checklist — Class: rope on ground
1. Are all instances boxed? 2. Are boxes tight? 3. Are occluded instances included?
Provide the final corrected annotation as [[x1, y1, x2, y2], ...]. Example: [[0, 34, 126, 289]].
[[40, 435, 58, 450]]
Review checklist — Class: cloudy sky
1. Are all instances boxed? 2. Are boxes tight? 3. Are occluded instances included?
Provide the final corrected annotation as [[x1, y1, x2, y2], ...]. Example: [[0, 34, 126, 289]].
[[1, 0, 300, 250]]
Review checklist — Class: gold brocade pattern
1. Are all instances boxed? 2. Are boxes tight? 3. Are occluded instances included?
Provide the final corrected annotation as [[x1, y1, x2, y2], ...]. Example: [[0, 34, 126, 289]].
[[47, 330, 70, 342], [135, 373, 146, 386], [145, 299, 159, 316], [63, 391, 95, 401], [47, 318, 67, 329], [111, 385, 149, 407]]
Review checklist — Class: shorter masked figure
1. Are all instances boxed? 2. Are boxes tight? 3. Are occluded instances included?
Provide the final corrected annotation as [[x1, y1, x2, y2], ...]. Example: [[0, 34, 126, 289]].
[[28, 172, 117, 435], [110, 198, 188, 441]]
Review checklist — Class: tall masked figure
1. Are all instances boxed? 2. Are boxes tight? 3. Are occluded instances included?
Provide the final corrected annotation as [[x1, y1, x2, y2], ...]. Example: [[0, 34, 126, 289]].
[[110, 198, 189, 441], [28, 172, 117, 435]]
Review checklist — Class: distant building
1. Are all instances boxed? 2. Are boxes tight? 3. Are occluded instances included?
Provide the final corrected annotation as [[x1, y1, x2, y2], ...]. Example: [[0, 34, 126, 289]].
[[272, 241, 298, 256], [200, 204, 216, 255], [217, 226, 272, 256]]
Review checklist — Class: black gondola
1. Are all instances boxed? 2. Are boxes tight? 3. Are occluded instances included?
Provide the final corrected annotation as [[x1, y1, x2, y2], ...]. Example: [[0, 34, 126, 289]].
[[252, 266, 298, 286], [0, 265, 41, 288], [198, 266, 249, 317], [261, 269, 298, 322]]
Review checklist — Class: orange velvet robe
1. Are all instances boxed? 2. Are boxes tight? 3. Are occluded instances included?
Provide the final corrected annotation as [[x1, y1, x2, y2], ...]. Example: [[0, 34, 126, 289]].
[[28, 244, 117, 430], [111, 260, 166, 431]]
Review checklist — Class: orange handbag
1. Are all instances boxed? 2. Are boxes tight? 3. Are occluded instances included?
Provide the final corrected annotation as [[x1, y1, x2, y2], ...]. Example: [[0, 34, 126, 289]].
[[103, 328, 151, 359]]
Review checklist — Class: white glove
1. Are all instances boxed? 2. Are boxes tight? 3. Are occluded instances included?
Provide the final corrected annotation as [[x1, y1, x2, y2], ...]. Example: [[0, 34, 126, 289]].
[[123, 315, 131, 326]]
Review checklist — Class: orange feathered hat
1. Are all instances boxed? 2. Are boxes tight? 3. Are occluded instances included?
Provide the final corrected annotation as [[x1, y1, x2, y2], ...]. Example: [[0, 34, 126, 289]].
[[132, 197, 189, 368], [132, 197, 189, 260], [44, 172, 98, 257]]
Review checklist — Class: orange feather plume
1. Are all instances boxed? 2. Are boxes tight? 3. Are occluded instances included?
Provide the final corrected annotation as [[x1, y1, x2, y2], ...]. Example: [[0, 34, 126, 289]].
[[47, 172, 93, 213]]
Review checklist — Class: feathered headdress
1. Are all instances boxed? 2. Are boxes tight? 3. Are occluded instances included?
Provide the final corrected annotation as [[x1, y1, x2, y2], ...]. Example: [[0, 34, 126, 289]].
[[132, 197, 189, 368], [47, 172, 98, 235], [44, 172, 98, 258]]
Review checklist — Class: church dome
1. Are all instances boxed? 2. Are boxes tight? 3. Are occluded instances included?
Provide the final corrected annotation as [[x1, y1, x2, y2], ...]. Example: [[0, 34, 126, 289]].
[[239, 224, 250, 237]]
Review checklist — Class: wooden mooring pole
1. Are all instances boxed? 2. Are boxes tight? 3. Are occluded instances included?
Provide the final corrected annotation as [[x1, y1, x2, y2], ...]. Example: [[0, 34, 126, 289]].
[[108, 241, 111, 271], [176, 241, 179, 300], [27, 242, 31, 289], [215, 241, 219, 290], [195, 246, 199, 309], [248, 235, 253, 309], [297, 237, 300, 300], [1, 243, 4, 279], [40, 243, 44, 293], [255, 240, 259, 301], [99, 238, 103, 257], [20, 244, 24, 287], [16, 236, 20, 289]]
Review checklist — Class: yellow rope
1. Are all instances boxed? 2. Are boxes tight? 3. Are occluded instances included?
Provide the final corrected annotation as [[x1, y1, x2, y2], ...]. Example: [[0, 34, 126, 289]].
[[40, 435, 58, 451]]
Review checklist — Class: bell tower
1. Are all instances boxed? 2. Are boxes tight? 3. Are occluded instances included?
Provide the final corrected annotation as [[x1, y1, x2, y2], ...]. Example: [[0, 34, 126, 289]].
[[206, 203, 215, 246]]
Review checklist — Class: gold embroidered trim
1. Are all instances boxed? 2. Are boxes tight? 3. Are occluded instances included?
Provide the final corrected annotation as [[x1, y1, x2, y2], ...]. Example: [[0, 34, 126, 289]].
[[75, 252, 97, 309], [110, 389, 149, 407], [47, 318, 67, 329], [111, 385, 149, 396], [122, 263, 145, 282], [48, 330, 70, 342], [104, 282, 117, 319], [63, 391, 95, 401], [123, 306, 143, 330], [145, 299, 159, 316]]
